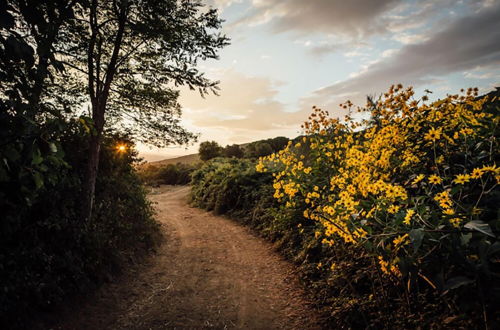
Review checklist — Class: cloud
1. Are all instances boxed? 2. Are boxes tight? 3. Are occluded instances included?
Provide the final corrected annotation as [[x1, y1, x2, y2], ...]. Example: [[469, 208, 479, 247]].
[[308, 40, 370, 57], [206, 0, 243, 10], [463, 62, 500, 79], [179, 69, 309, 132], [392, 32, 429, 45], [302, 3, 500, 110], [233, 0, 402, 38]]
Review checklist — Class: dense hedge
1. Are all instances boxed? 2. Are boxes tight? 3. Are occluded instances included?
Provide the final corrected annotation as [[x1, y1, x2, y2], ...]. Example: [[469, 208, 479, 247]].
[[189, 158, 414, 328], [257, 87, 500, 328], [138, 162, 198, 186], [0, 124, 159, 328], [191, 87, 500, 329]]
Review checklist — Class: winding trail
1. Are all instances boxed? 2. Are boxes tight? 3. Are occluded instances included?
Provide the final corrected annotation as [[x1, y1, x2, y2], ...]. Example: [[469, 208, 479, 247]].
[[56, 185, 321, 329]]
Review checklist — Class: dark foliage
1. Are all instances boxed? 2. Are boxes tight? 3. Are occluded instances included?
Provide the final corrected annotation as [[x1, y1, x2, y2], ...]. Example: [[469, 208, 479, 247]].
[[190, 157, 499, 329], [0, 123, 159, 328], [223, 144, 244, 158], [199, 140, 223, 161], [138, 162, 198, 186], [244, 136, 290, 158]]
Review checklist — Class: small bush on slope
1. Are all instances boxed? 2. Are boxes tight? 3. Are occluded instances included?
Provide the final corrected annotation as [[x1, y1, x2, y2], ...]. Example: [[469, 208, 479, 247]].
[[138, 162, 198, 186]]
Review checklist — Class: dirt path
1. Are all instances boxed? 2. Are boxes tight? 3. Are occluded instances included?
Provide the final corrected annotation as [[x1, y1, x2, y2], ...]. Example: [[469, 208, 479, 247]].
[[55, 186, 321, 329]]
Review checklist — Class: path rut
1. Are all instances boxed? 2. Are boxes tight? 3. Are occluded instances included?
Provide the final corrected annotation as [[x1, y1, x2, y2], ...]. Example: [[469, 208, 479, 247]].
[[54, 185, 321, 329]]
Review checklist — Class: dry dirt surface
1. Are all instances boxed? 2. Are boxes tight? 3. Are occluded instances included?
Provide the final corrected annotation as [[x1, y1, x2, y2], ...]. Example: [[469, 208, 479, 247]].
[[53, 185, 322, 330]]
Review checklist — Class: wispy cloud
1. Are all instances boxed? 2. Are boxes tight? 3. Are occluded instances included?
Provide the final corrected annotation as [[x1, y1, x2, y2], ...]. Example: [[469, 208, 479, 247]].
[[232, 0, 402, 38], [180, 69, 309, 132], [302, 3, 500, 113]]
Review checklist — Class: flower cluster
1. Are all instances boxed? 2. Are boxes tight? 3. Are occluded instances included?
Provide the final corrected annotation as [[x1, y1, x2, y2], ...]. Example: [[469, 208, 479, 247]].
[[257, 85, 499, 279]]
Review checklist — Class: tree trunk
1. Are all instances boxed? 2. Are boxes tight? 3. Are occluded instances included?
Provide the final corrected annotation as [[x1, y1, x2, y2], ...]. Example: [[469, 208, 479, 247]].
[[82, 133, 101, 222], [82, 99, 105, 221], [81, 0, 127, 222]]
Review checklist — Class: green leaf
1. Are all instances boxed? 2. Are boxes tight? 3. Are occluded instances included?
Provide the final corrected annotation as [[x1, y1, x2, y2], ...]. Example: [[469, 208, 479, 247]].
[[409, 228, 425, 253], [33, 171, 43, 189], [443, 276, 474, 292], [488, 242, 500, 256], [461, 233, 472, 246], [32, 148, 43, 165], [464, 220, 495, 238], [49, 143, 57, 153]]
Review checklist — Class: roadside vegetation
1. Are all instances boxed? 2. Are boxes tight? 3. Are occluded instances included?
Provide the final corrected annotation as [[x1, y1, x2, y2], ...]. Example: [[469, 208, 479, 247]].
[[139, 136, 291, 186], [191, 86, 500, 329], [0, 0, 226, 327]]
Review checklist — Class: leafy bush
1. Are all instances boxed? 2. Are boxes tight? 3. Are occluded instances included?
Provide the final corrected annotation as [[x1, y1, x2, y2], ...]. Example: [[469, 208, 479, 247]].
[[138, 162, 198, 185], [0, 122, 159, 328], [244, 136, 290, 158], [223, 144, 244, 158], [191, 158, 274, 216], [257, 86, 500, 327], [192, 87, 500, 328], [199, 141, 223, 161]]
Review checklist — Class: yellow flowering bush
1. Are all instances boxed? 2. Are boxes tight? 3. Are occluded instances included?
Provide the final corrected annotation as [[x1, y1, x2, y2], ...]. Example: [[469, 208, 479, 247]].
[[257, 86, 499, 292]]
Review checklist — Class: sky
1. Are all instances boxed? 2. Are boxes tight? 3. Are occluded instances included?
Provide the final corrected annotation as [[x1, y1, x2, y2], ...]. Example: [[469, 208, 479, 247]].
[[139, 0, 500, 161]]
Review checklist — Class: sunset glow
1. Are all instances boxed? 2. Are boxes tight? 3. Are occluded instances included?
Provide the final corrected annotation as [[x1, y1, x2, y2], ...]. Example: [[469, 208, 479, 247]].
[[139, 0, 500, 161]]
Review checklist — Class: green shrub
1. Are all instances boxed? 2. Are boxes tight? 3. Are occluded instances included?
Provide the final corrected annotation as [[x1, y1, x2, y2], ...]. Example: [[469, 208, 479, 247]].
[[0, 123, 159, 328], [191, 103, 500, 330], [138, 162, 198, 185], [223, 144, 244, 158], [199, 141, 223, 161]]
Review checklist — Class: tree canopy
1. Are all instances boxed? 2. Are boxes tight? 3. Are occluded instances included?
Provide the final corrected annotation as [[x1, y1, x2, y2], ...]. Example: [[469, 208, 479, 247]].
[[223, 144, 244, 158], [199, 140, 222, 161], [58, 0, 229, 147]]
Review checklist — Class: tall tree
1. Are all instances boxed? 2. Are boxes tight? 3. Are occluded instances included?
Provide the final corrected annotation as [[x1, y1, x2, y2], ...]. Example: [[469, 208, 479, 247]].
[[59, 0, 229, 220], [223, 144, 244, 158], [0, 0, 78, 209], [199, 141, 222, 161]]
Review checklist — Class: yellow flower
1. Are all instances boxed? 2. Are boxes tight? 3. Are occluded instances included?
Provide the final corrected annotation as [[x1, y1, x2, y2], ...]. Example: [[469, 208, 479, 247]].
[[378, 256, 389, 275], [255, 162, 265, 172], [424, 127, 442, 141], [442, 208, 455, 215], [434, 191, 452, 208], [428, 175, 442, 184], [453, 174, 470, 184], [403, 209, 415, 225], [388, 205, 400, 214], [470, 168, 484, 179], [412, 174, 425, 184], [393, 234, 409, 246], [449, 217, 462, 228], [390, 265, 402, 277]]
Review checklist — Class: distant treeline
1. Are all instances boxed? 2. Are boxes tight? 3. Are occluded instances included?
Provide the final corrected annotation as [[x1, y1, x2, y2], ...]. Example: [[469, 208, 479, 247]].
[[199, 136, 292, 161], [138, 136, 294, 185]]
